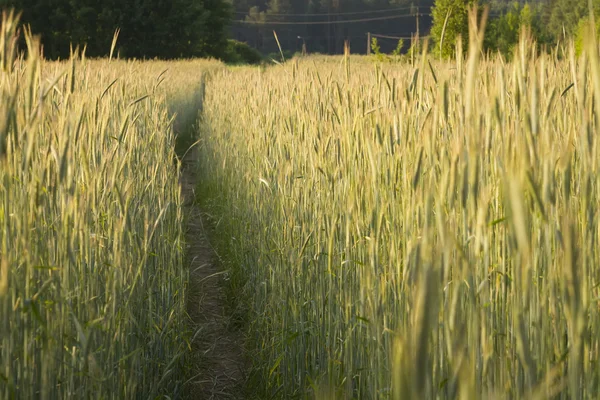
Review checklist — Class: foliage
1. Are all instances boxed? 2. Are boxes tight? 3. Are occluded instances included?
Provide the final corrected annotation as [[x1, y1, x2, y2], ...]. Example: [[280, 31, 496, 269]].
[[575, 15, 600, 56], [198, 0, 235, 59], [370, 36, 388, 62], [3, 0, 232, 59], [267, 0, 292, 19], [224, 39, 263, 64], [370, 36, 381, 55], [230, 0, 600, 56], [485, 2, 522, 56], [233, 0, 437, 55], [370, 37, 407, 63], [267, 49, 295, 61], [484, 2, 546, 57], [545, 0, 593, 43], [391, 38, 405, 57], [430, 0, 475, 58]]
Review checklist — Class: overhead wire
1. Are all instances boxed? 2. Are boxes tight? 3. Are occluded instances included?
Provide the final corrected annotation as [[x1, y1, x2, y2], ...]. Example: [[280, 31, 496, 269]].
[[234, 5, 429, 17], [235, 13, 428, 25], [371, 33, 430, 40], [260, 34, 422, 40]]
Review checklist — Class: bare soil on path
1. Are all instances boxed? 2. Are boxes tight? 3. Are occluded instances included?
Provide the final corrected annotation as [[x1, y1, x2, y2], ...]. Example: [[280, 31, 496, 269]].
[[180, 150, 247, 399]]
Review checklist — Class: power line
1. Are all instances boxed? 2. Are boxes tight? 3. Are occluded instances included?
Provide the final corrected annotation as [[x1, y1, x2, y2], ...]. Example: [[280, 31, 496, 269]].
[[236, 13, 428, 25], [235, 5, 429, 17], [260, 34, 425, 40], [372, 33, 430, 40]]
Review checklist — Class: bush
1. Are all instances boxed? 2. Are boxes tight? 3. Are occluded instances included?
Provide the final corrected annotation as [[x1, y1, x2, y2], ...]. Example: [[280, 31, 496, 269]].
[[223, 40, 263, 64], [484, 2, 548, 59], [370, 38, 407, 63]]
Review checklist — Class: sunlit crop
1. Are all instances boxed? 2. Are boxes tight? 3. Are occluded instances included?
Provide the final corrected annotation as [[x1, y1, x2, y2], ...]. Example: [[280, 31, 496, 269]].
[[0, 12, 220, 398], [197, 15, 600, 399]]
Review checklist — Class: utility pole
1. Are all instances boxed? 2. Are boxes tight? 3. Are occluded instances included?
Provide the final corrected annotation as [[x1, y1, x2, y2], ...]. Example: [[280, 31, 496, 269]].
[[327, 4, 332, 54], [298, 36, 307, 56], [416, 13, 420, 39], [413, 2, 420, 40], [367, 32, 371, 55]]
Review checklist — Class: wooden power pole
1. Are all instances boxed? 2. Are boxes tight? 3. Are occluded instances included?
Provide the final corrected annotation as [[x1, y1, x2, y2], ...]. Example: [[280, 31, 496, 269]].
[[367, 32, 371, 55], [416, 13, 420, 39]]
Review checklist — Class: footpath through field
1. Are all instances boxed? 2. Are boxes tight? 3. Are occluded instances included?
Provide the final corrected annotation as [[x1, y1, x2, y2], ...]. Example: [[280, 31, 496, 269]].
[[180, 145, 247, 397]]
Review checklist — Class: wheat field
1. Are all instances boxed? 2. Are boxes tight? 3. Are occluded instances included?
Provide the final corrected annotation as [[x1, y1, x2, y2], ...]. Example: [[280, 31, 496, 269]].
[[4, 8, 600, 399], [0, 13, 222, 398], [196, 19, 600, 400]]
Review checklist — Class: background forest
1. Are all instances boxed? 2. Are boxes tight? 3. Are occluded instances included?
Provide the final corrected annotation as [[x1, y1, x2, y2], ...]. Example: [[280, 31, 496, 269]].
[[2, 0, 599, 63]]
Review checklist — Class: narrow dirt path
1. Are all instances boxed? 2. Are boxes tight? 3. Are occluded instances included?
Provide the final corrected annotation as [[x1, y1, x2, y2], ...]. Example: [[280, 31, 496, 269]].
[[180, 150, 247, 399]]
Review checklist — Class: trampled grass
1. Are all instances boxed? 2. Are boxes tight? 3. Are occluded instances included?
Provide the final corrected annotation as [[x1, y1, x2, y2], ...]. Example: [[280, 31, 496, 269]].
[[0, 13, 220, 398], [196, 19, 600, 399]]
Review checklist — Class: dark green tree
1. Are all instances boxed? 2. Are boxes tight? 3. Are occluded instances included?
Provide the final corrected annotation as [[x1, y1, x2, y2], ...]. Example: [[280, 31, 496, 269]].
[[267, 0, 293, 17], [199, 0, 234, 58], [2, 0, 232, 59], [484, 2, 548, 57], [2, 0, 73, 58], [545, 0, 600, 43]]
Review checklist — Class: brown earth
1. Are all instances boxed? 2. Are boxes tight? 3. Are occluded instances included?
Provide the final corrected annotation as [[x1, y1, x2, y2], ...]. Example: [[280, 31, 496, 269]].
[[180, 150, 247, 399]]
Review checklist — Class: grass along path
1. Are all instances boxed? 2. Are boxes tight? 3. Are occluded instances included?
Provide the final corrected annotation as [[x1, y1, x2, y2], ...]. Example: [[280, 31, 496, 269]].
[[181, 149, 247, 399]]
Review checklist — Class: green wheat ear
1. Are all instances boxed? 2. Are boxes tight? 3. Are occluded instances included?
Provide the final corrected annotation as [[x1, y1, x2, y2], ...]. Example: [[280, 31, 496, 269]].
[[192, 8, 600, 399], [0, 10, 223, 398]]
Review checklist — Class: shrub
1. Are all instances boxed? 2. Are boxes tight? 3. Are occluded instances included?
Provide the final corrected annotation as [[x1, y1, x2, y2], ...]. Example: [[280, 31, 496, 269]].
[[223, 40, 263, 64]]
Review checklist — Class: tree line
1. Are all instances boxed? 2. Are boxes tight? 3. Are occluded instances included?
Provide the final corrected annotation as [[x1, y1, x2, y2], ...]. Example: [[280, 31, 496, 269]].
[[233, 0, 436, 55], [1, 0, 599, 60], [235, 0, 600, 57], [0, 0, 231, 59], [432, 0, 600, 59]]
